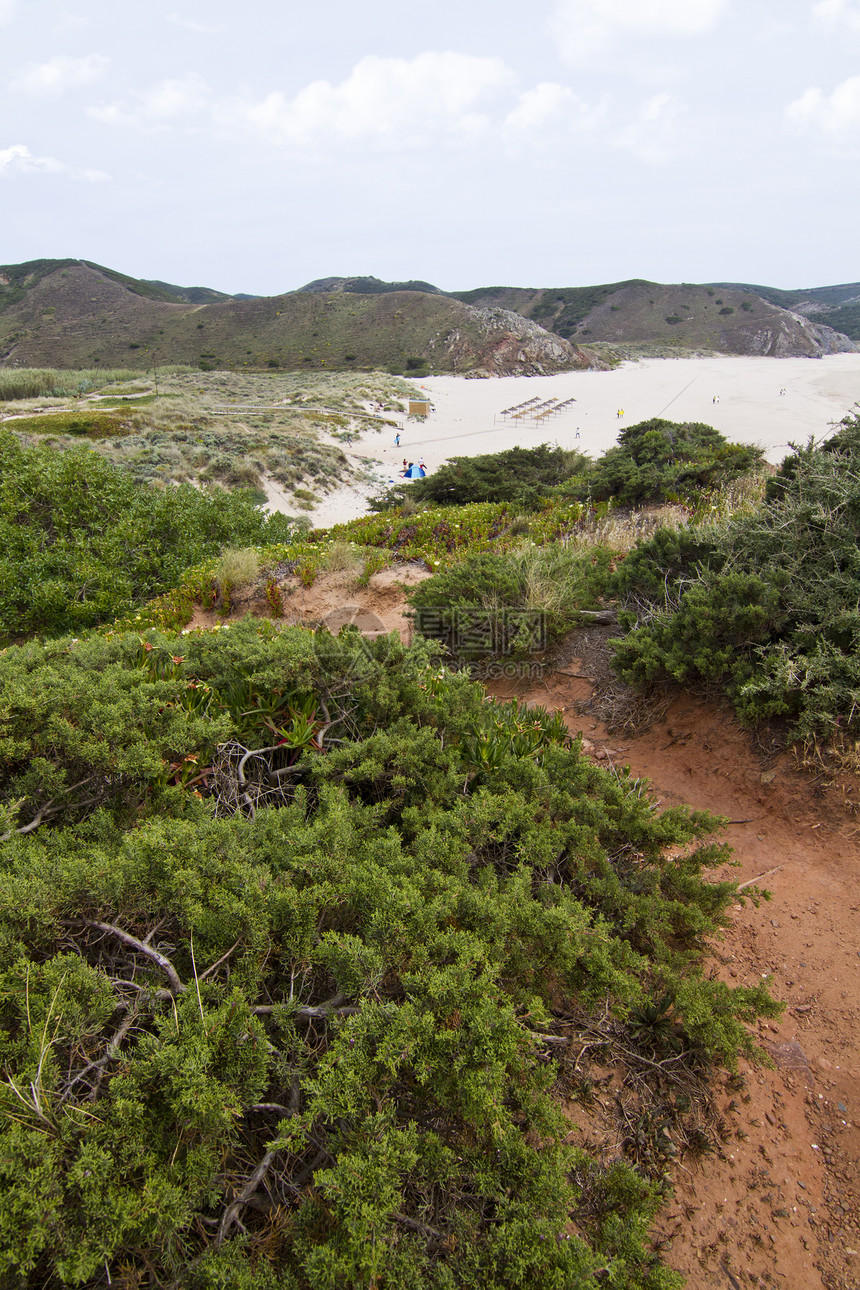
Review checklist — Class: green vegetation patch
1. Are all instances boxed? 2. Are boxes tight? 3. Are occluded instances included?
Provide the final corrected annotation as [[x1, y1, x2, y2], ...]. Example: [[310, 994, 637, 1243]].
[[609, 411, 860, 741], [816, 301, 860, 341], [0, 259, 79, 314], [409, 546, 613, 655], [373, 444, 590, 512], [0, 620, 776, 1287], [0, 432, 298, 640], [0, 366, 143, 402], [583, 418, 763, 508], [8, 409, 134, 438]]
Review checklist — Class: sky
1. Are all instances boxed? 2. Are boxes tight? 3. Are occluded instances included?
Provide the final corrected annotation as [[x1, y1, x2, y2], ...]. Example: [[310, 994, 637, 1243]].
[[2, 0, 859, 296]]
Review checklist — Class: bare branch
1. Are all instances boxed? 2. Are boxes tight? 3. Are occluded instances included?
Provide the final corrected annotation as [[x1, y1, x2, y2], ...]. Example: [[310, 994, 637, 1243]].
[[392, 1211, 447, 1243], [252, 992, 359, 1020], [0, 773, 102, 842], [65, 919, 186, 995], [199, 938, 241, 982], [57, 1006, 137, 1107]]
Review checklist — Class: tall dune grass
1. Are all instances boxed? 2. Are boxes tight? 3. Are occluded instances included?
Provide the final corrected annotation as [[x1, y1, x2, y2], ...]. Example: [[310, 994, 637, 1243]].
[[0, 367, 143, 402], [0, 366, 195, 402]]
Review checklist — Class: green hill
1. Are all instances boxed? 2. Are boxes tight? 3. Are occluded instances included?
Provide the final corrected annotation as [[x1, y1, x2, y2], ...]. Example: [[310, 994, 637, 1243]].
[[454, 279, 857, 355], [1, 260, 856, 372], [708, 280, 860, 340], [0, 261, 593, 376]]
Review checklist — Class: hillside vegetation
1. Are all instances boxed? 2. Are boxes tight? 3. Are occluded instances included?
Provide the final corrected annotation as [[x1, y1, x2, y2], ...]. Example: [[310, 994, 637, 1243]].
[[0, 430, 300, 640], [2, 364, 859, 1286], [456, 281, 855, 357], [0, 620, 776, 1290], [610, 410, 860, 742], [0, 261, 593, 377], [709, 280, 860, 341], [3, 259, 855, 376]]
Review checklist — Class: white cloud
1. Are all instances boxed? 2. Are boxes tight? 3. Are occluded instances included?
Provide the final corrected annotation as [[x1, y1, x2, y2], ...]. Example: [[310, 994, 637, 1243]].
[[236, 52, 517, 148], [0, 0, 15, 24], [551, 0, 730, 60], [167, 12, 223, 33], [812, 0, 860, 31], [85, 52, 636, 160], [506, 82, 584, 129], [786, 76, 860, 133], [89, 73, 212, 127], [0, 142, 107, 180], [10, 53, 109, 97], [611, 91, 688, 163]]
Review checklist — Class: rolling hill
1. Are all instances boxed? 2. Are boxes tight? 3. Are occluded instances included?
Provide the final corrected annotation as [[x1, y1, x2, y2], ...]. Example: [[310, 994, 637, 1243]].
[[453, 280, 857, 355], [707, 279, 860, 344], [0, 260, 598, 376], [0, 259, 855, 375]]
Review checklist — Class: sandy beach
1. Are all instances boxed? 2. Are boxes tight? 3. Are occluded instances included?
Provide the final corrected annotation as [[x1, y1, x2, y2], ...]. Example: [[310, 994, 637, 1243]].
[[305, 353, 860, 527]]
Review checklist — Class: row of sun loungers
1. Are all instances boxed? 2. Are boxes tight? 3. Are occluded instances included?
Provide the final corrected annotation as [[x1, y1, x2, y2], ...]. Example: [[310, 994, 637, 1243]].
[[499, 396, 577, 423]]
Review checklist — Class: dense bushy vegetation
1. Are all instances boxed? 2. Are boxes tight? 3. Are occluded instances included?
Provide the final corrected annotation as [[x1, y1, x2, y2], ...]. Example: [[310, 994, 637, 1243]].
[[372, 445, 589, 511], [0, 432, 297, 640], [0, 621, 775, 1288], [0, 366, 143, 402], [10, 370, 857, 1286], [408, 546, 613, 656], [376, 424, 761, 516], [583, 419, 763, 507], [610, 412, 860, 740]]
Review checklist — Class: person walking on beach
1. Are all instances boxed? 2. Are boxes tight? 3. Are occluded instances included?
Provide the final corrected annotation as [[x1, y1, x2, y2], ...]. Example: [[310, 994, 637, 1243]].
[[394, 431, 401, 446]]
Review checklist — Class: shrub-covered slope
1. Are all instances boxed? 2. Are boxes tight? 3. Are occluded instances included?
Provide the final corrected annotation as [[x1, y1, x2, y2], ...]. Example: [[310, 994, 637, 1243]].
[[0, 431, 298, 640], [610, 411, 860, 740], [0, 622, 776, 1288], [453, 281, 856, 356], [0, 261, 594, 376]]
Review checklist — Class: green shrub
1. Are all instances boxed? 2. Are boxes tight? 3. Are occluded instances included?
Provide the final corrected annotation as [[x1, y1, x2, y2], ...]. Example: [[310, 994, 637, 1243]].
[[583, 418, 762, 508], [0, 621, 775, 1287], [409, 546, 613, 656], [610, 411, 860, 739], [0, 432, 299, 640], [372, 445, 590, 512]]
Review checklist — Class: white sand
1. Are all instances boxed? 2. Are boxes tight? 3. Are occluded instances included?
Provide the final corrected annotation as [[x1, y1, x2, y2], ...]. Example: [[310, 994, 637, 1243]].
[[283, 353, 860, 528]]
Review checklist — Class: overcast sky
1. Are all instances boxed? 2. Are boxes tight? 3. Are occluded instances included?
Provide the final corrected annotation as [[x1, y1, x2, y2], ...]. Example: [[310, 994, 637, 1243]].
[[2, 0, 859, 296]]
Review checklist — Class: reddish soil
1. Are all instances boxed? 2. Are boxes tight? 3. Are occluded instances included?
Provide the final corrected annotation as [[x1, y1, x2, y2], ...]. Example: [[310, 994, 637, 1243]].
[[487, 652, 860, 1290], [186, 579, 859, 1288], [184, 563, 430, 638]]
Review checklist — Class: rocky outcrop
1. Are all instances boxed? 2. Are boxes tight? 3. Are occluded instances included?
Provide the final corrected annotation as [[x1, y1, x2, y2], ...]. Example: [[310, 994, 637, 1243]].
[[725, 310, 856, 358], [427, 306, 604, 376]]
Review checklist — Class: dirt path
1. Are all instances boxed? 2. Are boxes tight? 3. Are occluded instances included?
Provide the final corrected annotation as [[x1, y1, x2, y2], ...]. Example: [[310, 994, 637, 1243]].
[[186, 577, 859, 1287], [487, 661, 860, 1290]]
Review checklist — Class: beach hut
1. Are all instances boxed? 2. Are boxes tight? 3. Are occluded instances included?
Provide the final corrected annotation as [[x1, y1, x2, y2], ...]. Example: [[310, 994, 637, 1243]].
[[408, 399, 431, 418]]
